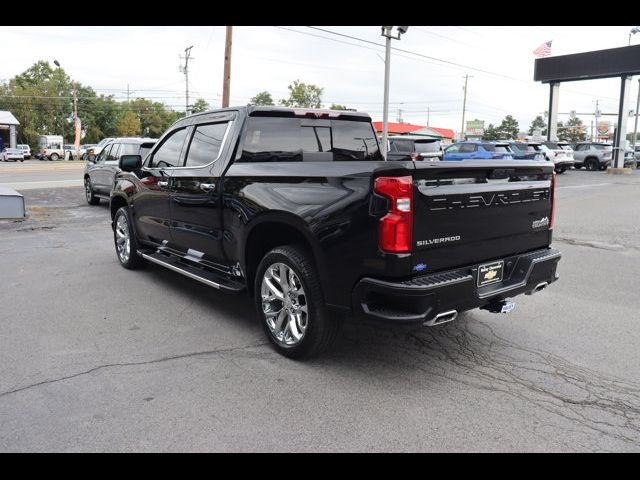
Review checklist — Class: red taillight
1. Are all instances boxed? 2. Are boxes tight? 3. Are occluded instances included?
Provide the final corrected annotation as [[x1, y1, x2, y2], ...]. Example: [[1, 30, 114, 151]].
[[374, 176, 413, 253], [550, 170, 556, 229]]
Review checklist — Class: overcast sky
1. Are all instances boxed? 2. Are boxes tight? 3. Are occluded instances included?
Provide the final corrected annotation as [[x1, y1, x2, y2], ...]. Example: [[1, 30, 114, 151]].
[[3, 25, 639, 135]]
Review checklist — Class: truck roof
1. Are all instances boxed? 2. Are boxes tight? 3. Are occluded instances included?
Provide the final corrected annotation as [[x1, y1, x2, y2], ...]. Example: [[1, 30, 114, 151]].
[[179, 105, 371, 121]]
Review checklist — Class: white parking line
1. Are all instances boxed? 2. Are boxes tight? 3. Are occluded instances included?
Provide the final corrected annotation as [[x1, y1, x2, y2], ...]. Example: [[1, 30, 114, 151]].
[[0, 180, 83, 190], [557, 183, 613, 189]]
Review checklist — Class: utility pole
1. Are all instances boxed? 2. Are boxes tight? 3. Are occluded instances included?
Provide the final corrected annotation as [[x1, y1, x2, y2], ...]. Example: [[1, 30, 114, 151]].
[[222, 26, 233, 108], [632, 78, 640, 152], [180, 46, 194, 114], [73, 87, 80, 160], [397, 105, 403, 124], [460, 75, 472, 141], [594, 99, 600, 142]]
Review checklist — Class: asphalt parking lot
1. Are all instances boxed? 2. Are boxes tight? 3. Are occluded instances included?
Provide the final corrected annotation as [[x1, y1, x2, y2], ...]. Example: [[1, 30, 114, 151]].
[[1, 167, 639, 452]]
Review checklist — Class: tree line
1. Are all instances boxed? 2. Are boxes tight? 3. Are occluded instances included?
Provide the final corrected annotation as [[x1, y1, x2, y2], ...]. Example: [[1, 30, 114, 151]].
[[249, 80, 348, 111], [0, 61, 206, 147], [0, 64, 347, 149], [481, 114, 588, 142]]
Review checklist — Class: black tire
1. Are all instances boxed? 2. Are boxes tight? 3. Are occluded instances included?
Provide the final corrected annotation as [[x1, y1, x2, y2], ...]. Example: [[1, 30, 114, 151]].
[[555, 165, 566, 174], [254, 245, 339, 359], [585, 158, 598, 171], [50, 153, 59, 161], [574, 164, 582, 169], [113, 207, 144, 270], [84, 177, 100, 205]]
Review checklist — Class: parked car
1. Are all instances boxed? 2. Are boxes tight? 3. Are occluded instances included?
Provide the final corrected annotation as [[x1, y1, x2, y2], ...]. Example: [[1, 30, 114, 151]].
[[443, 141, 514, 161], [80, 144, 96, 160], [85, 138, 115, 158], [1, 147, 25, 162], [37, 134, 66, 161], [541, 141, 574, 174], [84, 137, 157, 205], [506, 141, 546, 161], [63, 144, 89, 160], [109, 106, 561, 359], [386, 136, 443, 161], [16, 144, 31, 159], [572, 142, 614, 171]]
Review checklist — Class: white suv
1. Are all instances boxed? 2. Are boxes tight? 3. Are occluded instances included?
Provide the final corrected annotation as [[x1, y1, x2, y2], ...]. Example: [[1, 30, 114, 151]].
[[17, 144, 31, 159]]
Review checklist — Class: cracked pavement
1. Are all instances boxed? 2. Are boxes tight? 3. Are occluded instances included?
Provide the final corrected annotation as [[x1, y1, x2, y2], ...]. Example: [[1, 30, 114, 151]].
[[1, 169, 639, 451]]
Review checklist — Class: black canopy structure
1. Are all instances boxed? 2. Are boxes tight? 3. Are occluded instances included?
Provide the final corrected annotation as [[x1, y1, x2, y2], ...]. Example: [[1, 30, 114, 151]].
[[534, 44, 640, 169]]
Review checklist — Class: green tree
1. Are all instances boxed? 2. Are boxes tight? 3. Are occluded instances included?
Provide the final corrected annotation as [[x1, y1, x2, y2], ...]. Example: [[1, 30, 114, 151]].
[[116, 110, 141, 136], [330, 104, 349, 110], [482, 124, 501, 141], [528, 115, 547, 136], [558, 114, 586, 142], [250, 91, 275, 106], [496, 115, 519, 139], [279, 80, 323, 108], [0, 60, 184, 147], [191, 98, 209, 113]]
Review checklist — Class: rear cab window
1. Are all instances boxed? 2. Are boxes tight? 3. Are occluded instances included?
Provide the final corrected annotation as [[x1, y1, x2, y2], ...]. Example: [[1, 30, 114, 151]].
[[414, 140, 441, 153], [238, 115, 382, 162]]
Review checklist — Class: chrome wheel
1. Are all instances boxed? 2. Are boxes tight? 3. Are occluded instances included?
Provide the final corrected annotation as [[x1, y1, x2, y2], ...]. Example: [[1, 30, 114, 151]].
[[261, 262, 308, 346], [115, 214, 131, 264]]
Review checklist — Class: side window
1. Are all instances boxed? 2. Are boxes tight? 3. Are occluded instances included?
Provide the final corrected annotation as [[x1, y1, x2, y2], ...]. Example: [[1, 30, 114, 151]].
[[446, 144, 460, 153], [107, 143, 120, 161], [97, 144, 112, 163], [150, 128, 189, 168], [459, 144, 476, 153], [394, 140, 412, 152], [184, 122, 229, 167], [120, 143, 140, 156]]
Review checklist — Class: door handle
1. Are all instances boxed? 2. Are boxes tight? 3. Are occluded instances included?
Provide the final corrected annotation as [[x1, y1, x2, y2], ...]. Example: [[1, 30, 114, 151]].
[[200, 183, 216, 192], [157, 181, 169, 188]]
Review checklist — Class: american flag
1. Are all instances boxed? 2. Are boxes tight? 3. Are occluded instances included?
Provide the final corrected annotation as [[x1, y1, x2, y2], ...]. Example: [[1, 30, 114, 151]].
[[533, 40, 552, 58]]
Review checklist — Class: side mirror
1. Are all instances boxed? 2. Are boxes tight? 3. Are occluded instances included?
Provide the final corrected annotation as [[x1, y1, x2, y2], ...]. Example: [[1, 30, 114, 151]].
[[119, 155, 142, 172], [87, 154, 96, 163]]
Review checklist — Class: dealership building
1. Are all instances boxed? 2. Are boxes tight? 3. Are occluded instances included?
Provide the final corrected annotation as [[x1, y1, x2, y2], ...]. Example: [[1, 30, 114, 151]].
[[0, 111, 19, 150], [372, 122, 456, 143]]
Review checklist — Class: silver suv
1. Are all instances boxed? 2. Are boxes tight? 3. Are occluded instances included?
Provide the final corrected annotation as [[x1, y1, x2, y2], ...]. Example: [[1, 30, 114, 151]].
[[572, 143, 614, 171]]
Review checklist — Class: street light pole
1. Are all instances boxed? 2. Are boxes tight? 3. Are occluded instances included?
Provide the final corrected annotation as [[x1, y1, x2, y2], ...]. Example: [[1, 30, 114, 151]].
[[632, 78, 640, 153], [461, 75, 472, 141], [381, 27, 392, 160], [380, 26, 408, 160]]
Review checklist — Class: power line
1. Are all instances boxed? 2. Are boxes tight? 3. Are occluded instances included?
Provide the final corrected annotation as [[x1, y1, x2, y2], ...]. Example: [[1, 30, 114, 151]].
[[304, 26, 528, 82], [287, 26, 621, 102]]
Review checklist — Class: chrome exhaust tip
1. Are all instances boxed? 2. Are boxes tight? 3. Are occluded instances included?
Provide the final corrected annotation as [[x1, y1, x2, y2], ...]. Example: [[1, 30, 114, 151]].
[[424, 310, 458, 327], [526, 281, 549, 295]]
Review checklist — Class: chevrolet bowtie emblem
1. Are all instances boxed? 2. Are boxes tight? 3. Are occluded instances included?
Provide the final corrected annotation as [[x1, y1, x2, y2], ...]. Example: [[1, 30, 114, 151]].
[[484, 270, 498, 280]]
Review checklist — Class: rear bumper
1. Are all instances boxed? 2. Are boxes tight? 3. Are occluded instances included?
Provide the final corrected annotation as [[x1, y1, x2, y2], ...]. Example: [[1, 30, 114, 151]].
[[554, 159, 575, 167], [352, 247, 561, 326]]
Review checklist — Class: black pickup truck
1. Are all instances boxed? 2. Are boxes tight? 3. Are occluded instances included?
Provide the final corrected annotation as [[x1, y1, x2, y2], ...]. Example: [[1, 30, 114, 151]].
[[110, 106, 561, 359]]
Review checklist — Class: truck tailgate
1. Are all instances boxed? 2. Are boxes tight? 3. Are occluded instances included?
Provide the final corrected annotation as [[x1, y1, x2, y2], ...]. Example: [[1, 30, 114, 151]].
[[411, 160, 554, 273]]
